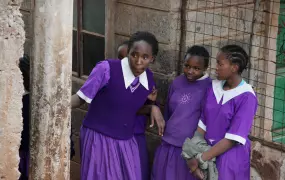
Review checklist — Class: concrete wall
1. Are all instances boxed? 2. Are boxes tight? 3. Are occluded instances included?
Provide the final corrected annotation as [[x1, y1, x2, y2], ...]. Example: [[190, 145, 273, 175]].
[[0, 0, 25, 179]]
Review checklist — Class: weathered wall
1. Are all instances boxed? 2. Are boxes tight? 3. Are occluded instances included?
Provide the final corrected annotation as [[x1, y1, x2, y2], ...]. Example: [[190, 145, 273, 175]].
[[0, 0, 25, 179], [29, 0, 73, 179], [251, 141, 285, 180]]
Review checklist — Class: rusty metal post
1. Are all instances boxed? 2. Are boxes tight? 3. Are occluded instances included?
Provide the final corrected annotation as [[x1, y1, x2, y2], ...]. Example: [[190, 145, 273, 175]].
[[0, 0, 25, 179], [30, 0, 73, 179]]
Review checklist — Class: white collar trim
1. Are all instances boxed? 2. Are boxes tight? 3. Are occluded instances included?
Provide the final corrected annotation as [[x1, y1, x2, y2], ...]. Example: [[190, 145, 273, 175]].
[[212, 80, 255, 105], [197, 73, 209, 81], [121, 57, 149, 90]]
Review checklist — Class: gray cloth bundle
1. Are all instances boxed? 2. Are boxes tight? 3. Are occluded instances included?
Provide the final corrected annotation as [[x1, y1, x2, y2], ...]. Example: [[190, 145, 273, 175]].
[[181, 132, 218, 180]]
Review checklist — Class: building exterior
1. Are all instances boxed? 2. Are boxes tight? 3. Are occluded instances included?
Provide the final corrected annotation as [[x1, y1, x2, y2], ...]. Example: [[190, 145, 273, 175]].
[[19, 0, 285, 179]]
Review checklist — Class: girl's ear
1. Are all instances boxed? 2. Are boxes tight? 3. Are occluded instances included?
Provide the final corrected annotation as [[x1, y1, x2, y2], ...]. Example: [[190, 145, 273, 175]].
[[231, 64, 239, 73], [150, 56, 155, 63]]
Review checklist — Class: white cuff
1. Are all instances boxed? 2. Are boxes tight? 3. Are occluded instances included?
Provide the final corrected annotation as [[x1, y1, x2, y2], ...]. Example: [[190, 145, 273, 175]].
[[225, 133, 246, 145], [76, 90, 92, 104], [198, 120, 206, 131]]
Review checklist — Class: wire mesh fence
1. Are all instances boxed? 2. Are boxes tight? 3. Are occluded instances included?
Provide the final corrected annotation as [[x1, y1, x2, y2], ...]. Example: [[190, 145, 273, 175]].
[[174, 0, 285, 151]]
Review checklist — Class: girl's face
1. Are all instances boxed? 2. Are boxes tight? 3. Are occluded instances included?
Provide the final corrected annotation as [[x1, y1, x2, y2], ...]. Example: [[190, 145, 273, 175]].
[[216, 51, 238, 80], [128, 40, 154, 76], [118, 45, 128, 60], [183, 55, 206, 82]]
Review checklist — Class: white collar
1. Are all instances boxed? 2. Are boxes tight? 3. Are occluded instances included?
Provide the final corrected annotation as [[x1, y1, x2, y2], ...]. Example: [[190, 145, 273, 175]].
[[121, 57, 149, 90], [212, 80, 255, 105], [197, 73, 209, 81]]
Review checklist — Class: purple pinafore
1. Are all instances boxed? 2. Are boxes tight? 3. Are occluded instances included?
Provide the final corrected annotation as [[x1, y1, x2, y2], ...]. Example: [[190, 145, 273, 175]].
[[198, 80, 258, 180], [77, 58, 155, 180], [152, 74, 211, 180]]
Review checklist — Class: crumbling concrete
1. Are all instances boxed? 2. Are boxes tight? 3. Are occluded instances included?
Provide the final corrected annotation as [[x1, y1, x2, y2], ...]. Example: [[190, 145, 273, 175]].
[[0, 0, 25, 179], [251, 141, 285, 180], [29, 0, 73, 179]]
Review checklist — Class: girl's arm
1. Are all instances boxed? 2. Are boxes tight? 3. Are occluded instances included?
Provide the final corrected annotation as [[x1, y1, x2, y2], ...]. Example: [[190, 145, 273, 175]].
[[201, 139, 235, 161], [137, 86, 165, 136], [196, 127, 205, 135], [71, 94, 85, 109], [73, 61, 110, 108], [137, 104, 165, 136], [186, 128, 206, 172]]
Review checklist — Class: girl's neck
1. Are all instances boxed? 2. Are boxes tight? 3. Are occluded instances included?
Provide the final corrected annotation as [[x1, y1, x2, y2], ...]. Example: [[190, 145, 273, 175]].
[[224, 74, 242, 90]]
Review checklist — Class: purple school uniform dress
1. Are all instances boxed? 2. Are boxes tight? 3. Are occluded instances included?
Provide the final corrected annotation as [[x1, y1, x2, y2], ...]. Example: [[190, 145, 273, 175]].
[[134, 116, 149, 180], [198, 80, 258, 180], [77, 57, 155, 180], [151, 74, 211, 180]]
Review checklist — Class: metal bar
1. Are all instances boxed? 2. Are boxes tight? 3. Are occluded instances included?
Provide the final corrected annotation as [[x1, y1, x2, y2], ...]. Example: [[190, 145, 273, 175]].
[[177, 0, 187, 76], [77, 0, 83, 77], [81, 29, 105, 38]]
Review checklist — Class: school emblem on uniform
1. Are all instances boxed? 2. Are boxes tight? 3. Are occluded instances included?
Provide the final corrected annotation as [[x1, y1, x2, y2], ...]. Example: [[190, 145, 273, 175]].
[[180, 93, 192, 104]]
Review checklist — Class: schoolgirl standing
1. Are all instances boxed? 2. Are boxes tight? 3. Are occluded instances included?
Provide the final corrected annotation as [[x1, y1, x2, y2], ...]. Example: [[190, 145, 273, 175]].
[[71, 31, 165, 180], [152, 46, 211, 180], [188, 45, 258, 180]]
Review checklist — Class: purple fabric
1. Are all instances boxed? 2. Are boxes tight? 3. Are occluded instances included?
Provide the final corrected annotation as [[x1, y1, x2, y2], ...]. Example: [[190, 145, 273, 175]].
[[78, 61, 110, 101], [132, 77, 139, 86], [134, 116, 147, 134], [162, 75, 211, 147], [200, 82, 258, 180], [152, 75, 210, 180], [78, 59, 156, 179], [19, 150, 29, 180], [151, 141, 197, 180], [135, 134, 149, 180], [82, 60, 155, 139], [80, 126, 141, 180]]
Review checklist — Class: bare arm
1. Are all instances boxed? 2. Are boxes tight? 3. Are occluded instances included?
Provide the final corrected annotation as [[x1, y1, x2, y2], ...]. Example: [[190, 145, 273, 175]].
[[71, 94, 85, 109], [187, 128, 206, 171], [137, 105, 165, 136], [201, 138, 235, 161], [197, 127, 205, 135], [137, 105, 152, 116]]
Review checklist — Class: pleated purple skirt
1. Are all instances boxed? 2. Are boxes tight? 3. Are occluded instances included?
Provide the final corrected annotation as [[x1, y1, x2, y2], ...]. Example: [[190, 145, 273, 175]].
[[135, 134, 149, 180], [151, 141, 197, 180], [80, 126, 142, 180]]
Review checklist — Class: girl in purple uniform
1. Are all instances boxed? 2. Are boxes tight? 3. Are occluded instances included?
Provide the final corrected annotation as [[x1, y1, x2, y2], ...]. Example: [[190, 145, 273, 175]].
[[151, 46, 211, 180], [188, 45, 258, 180], [117, 41, 157, 180], [71, 31, 165, 180]]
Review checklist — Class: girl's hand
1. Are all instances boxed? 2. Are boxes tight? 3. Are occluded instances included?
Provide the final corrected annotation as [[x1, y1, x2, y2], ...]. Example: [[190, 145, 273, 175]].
[[192, 168, 204, 180], [148, 86, 157, 102], [150, 105, 165, 136], [187, 158, 199, 173]]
